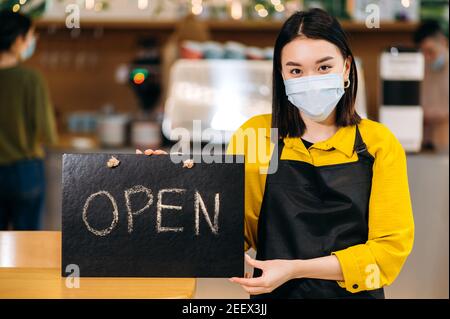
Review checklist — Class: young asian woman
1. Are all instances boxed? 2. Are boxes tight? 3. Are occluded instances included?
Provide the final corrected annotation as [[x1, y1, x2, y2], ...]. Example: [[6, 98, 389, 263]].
[[226, 9, 414, 299]]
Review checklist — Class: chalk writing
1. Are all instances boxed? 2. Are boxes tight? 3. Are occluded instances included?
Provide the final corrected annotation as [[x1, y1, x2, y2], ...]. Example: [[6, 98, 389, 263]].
[[125, 185, 153, 233], [195, 191, 219, 235], [156, 188, 185, 233], [82, 191, 119, 236], [82, 187, 221, 236]]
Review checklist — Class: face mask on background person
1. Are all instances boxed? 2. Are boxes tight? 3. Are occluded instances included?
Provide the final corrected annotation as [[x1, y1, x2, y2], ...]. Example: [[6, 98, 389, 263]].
[[431, 53, 446, 71], [283, 63, 349, 122], [20, 35, 36, 61]]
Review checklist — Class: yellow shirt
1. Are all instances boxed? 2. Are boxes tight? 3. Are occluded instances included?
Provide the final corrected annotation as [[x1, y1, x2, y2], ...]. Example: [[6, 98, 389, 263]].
[[226, 114, 414, 294]]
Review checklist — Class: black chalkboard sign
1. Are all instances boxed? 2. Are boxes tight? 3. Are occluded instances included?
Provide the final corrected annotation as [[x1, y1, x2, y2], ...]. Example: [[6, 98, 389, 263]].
[[62, 153, 244, 278]]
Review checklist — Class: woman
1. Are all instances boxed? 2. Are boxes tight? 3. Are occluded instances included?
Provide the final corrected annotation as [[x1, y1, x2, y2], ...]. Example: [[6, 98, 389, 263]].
[[0, 11, 58, 230], [226, 9, 414, 298]]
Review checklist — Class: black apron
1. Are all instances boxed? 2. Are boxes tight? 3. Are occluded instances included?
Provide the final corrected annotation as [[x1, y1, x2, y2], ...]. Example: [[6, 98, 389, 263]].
[[251, 125, 385, 299]]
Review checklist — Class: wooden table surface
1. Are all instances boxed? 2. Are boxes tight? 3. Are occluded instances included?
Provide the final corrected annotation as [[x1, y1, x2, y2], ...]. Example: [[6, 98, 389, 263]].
[[0, 231, 196, 299]]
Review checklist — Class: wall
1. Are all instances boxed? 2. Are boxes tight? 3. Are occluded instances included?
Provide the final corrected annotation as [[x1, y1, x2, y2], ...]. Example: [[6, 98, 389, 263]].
[[28, 20, 418, 128]]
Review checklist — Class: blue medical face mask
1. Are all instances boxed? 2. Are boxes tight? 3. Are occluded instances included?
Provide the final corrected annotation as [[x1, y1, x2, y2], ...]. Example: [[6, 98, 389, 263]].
[[283, 65, 348, 122], [431, 53, 446, 71], [20, 36, 36, 61]]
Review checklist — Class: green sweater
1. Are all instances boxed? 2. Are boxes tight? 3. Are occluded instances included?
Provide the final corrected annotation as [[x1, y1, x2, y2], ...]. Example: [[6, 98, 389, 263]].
[[0, 65, 58, 165]]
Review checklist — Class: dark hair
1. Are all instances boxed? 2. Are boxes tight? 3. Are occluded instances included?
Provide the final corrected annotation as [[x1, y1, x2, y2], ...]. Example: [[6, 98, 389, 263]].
[[272, 8, 360, 138], [0, 10, 32, 52], [413, 20, 445, 44]]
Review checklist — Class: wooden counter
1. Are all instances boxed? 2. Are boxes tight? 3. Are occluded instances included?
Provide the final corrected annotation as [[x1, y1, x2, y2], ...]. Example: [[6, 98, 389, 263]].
[[0, 231, 196, 299]]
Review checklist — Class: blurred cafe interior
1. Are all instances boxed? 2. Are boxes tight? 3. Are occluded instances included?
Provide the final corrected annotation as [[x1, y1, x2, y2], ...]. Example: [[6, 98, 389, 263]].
[[0, 0, 448, 299]]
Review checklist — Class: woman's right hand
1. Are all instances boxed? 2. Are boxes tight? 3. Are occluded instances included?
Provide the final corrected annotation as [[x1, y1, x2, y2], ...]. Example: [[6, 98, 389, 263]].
[[136, 149, 168, 155]]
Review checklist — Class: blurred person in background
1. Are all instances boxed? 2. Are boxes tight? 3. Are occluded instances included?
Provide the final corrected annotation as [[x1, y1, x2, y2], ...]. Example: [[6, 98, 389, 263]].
[[414, 20, 449, 153], [0, 11, 58, 230]]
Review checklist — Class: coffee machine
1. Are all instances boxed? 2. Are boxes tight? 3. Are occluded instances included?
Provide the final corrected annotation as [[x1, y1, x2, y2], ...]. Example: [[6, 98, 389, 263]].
[[128, 38, 163, 149], [379, 47, 425, 152]]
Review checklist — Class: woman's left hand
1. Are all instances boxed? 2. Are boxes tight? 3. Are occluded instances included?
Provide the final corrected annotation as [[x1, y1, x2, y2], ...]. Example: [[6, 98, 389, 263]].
[[229, 254, 298, 295]]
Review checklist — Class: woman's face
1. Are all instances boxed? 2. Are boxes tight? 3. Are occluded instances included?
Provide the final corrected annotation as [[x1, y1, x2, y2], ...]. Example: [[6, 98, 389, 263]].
[[281, 36, 351, 81], [12, 28, 35, 56]]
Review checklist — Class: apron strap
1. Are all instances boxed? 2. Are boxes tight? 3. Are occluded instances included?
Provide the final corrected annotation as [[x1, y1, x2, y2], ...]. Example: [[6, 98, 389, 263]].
[[354, 125, 375, 162], [277, 138, 285, 158]]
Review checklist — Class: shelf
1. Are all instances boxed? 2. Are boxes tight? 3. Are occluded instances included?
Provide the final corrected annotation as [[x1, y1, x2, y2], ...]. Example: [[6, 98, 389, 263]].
[[35, 18, 419, 33]]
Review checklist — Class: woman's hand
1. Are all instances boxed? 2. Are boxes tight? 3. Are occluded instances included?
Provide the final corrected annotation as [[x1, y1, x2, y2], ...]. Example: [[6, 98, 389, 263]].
[[136, 149, 168, 155], [229, 254, 298, 295]]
